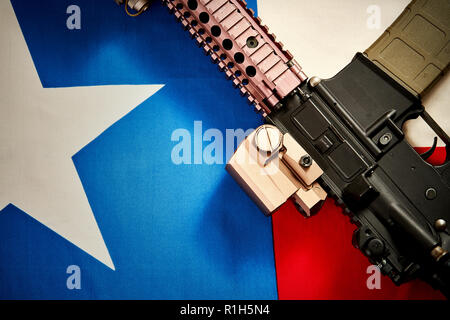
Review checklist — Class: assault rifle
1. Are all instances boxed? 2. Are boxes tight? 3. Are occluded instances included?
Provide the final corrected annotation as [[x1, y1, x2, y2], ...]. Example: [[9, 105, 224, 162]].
[[115, 0, 450, 297]]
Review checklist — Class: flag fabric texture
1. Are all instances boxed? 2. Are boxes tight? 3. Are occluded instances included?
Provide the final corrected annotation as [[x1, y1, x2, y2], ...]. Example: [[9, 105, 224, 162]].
[[0, 0, 445, 299]]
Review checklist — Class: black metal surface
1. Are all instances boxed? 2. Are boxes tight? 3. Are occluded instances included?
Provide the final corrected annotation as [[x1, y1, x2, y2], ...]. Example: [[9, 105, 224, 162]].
[[267, 53, 450, 295]]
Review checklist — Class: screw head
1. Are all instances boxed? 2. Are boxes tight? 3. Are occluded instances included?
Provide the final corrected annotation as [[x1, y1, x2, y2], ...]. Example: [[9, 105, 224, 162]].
[[435, 219, 447, 231], [254, 125, 282, 154], [309, 76, 321, 88], [425, 187, 437, 200], [379, 133, 392, 146], [366, 238, 385, 257], [299, 155, 312, 167], [246, 36, 259, 48]]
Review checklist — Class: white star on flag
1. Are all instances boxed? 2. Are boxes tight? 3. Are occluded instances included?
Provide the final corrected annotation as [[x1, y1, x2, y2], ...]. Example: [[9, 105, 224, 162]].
[[0, 1, 163, 270]]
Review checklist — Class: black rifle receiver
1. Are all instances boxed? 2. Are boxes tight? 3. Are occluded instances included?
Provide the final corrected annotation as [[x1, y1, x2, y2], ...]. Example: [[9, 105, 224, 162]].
[[267, 53, 450, 296]]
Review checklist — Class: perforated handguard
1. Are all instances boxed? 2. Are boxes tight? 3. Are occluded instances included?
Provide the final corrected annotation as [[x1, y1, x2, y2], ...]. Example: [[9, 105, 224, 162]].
[[164, 0, 307, 116]]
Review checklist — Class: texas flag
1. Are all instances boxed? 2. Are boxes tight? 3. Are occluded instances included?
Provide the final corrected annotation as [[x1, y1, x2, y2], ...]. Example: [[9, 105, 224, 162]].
[[0, 0, 446, 299]]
